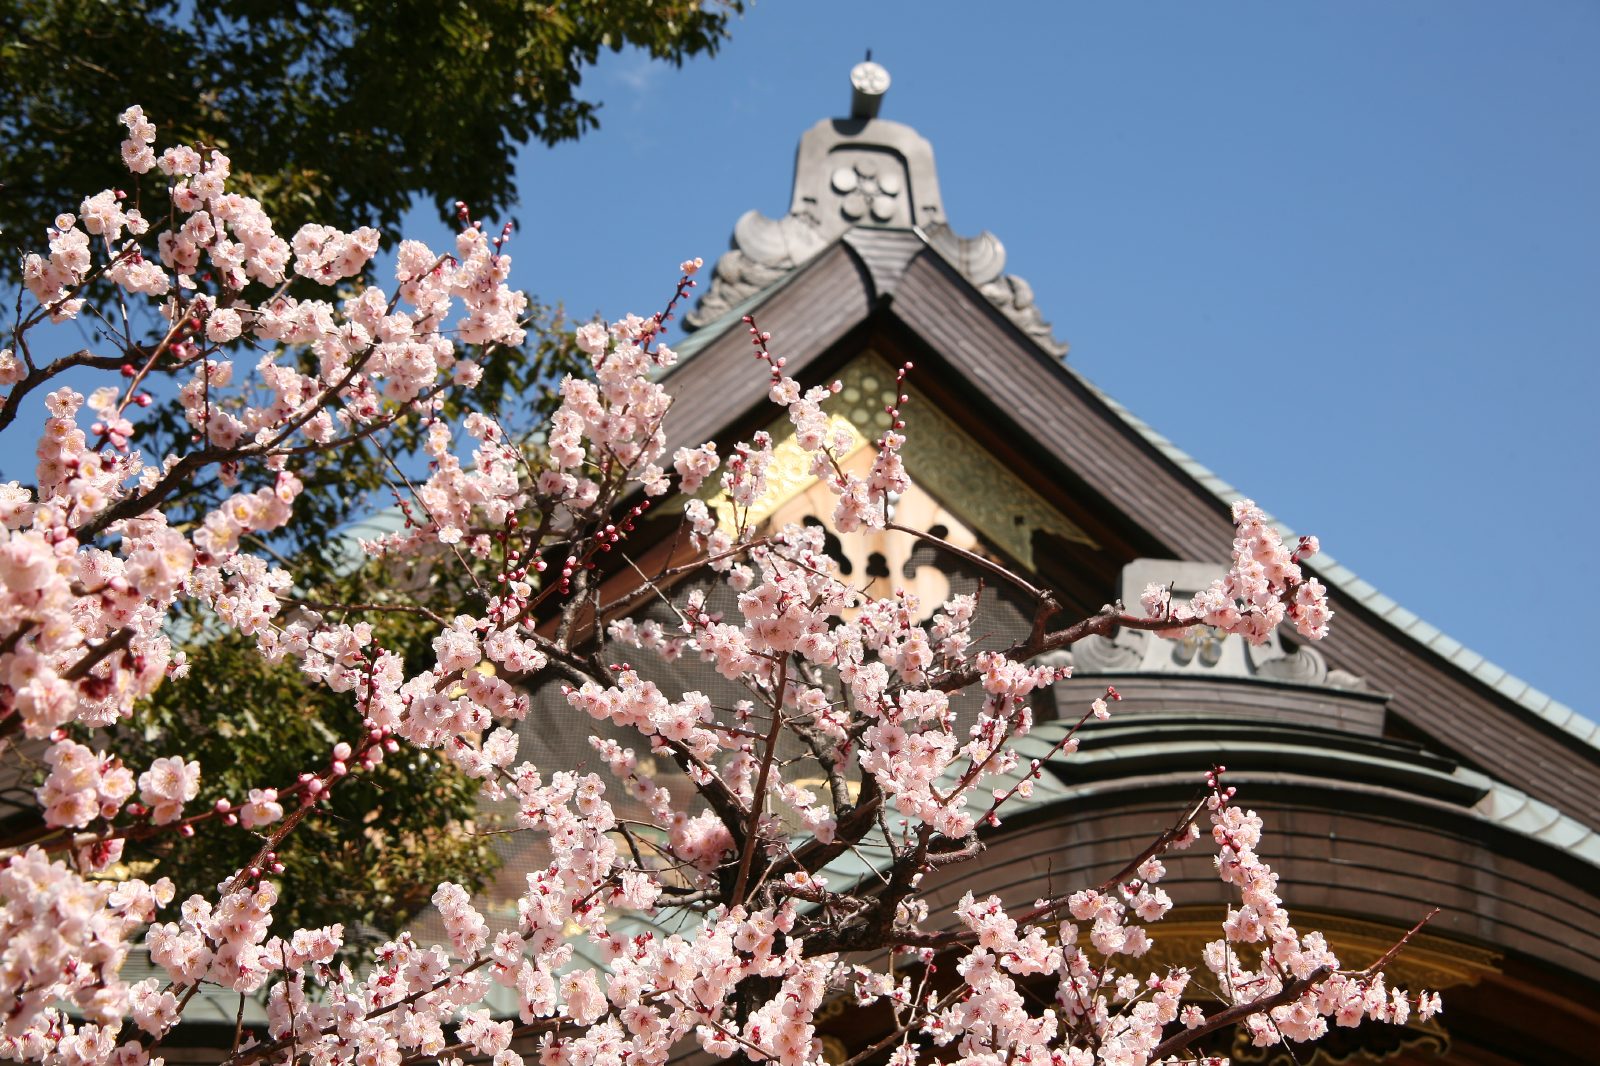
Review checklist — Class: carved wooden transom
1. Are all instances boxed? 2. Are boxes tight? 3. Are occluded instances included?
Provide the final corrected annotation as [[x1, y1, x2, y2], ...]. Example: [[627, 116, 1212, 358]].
[[765, 444, 982, 612], [699, 353, 1096, 585]]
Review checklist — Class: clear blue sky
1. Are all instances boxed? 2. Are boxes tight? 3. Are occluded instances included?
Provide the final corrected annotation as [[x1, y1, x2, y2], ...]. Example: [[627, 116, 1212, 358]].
[[445, 1, 1598, 714]]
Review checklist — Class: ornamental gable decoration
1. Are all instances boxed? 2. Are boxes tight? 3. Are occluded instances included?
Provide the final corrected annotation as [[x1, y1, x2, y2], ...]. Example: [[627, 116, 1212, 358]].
[[685, 60, 1068, 355]]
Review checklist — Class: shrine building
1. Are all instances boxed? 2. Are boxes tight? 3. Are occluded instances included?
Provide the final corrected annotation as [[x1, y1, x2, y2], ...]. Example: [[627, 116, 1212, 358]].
[[512, 62, 1598, 1065]]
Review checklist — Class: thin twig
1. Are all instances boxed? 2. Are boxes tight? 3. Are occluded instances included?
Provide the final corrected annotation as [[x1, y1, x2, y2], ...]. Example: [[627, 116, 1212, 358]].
[[730, 654, 789, 904], [1148, 966, 1331, 1061]]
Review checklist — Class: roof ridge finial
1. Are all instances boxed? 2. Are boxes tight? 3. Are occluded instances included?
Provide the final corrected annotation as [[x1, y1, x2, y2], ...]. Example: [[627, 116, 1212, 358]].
[[850, 55, 890, 120]]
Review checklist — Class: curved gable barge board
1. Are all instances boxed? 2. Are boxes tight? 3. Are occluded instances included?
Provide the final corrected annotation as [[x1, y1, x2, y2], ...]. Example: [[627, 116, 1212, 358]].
[[660, 242, 875, 454]]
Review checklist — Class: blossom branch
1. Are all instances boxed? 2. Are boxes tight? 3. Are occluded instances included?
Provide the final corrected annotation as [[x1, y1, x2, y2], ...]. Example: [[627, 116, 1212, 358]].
[[1149, 966, 1330, 1061]]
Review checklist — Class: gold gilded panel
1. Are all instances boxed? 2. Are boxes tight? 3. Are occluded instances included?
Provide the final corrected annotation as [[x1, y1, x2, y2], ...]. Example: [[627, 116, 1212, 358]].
[[699, 352, 1095, 570]]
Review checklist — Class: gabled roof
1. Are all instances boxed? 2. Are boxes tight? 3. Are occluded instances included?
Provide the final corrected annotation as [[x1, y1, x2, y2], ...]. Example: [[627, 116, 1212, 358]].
[[663, 222, 1600, 838], [673, 63, 1593, 775]]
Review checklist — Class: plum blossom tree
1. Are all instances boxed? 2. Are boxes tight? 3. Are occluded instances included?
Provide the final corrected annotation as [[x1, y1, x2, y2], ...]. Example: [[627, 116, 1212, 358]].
[[0, 108, 1441, 1066]]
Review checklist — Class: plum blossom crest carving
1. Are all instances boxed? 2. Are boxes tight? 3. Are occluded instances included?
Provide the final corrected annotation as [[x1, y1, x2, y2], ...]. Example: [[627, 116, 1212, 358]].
[[685, 65, 1068, 356]]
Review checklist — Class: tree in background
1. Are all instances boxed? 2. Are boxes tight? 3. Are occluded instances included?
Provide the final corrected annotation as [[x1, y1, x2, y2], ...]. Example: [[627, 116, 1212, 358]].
[[0, 110, 1442, 1066], [109, 626, 499, 941], [3, 0, 744, 543], [0, 0, 746, 264]]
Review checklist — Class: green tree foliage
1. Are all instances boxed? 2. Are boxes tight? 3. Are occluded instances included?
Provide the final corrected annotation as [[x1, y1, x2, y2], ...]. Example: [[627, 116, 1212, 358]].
[[0, 0, 744, 257], [111, 618, 502, 944], [1, 0, 718, 553]]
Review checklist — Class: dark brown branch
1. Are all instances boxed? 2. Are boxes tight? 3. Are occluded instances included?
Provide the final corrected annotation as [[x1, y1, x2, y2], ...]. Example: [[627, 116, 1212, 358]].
[[1148, 966, 1331, 1061], [61, 626, 134, 680], [1357, 907, 1441, 976], [730, 655, 789, 904], [1093, 794, 1210, 894], [885, 521, 1049, 602], [766, 772, 882, 885], [839, 984, 970, 1066], [932, 605, 1193, 694], [0, 348, 132, 433], [554, 555, 592, 647], [659, 736, 749, 853], [593, 539, 771, 620], [801, 824, 967, 957], [75, 330, 391, 540]]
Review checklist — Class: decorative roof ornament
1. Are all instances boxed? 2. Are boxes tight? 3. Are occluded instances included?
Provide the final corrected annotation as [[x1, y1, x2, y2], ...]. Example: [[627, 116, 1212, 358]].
[[684, 62, 1068, 356], [849, 58, 890, 119], [1067, 560, 1369, 690]]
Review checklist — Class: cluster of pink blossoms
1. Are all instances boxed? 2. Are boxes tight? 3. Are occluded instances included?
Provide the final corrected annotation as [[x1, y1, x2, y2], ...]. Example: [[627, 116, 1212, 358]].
[[36, 741, 135, 829], [0, 96, 529, 756], [1142, 500, 1332, 644], [0, 847, 173, 1048], [1200, 793, 1441, 1048], [0, 108, 1438, 1066]]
